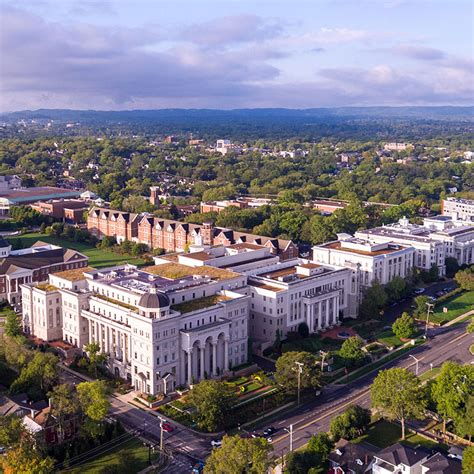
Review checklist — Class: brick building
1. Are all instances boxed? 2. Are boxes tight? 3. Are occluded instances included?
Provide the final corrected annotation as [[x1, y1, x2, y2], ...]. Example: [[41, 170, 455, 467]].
[[30, 199, 89, 224], [87, 207, 299, 260]]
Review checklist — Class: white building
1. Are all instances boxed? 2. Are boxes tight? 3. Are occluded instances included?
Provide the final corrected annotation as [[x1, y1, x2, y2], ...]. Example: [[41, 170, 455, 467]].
[[442, 197, 474, 224], [312, 235, 415, 290], [383, 142, 412, 151], [373, 443, 430, 474], [21, 262, 250, 395], [161, 243, 358, 351], [357, 216, 474, 271]]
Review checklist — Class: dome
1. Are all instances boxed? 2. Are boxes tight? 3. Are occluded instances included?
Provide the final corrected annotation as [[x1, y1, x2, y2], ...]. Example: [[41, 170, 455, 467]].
[[138, 286, 170, 309]]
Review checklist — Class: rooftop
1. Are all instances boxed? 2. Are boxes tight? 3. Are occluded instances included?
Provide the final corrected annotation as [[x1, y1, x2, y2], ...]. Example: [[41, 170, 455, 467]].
[[320, 240, 406, 256], [0, 186, 82, 203], [35, 283, 58, 292], [52, 266, 95, 281], [171, 294, 231, 314], [143, 263, 239, 281]]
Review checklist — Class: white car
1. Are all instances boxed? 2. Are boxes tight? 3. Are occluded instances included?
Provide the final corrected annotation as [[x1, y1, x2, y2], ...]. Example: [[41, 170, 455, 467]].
[[211, 439, 222, 448]]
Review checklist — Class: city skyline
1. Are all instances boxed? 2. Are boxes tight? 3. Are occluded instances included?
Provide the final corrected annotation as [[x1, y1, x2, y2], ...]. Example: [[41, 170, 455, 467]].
[[0, 0, 473, 111]]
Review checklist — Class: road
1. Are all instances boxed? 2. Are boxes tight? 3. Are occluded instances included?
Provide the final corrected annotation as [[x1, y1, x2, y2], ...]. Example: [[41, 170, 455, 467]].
[[59, 310, 471, 472], [261, 321, 473, 454]]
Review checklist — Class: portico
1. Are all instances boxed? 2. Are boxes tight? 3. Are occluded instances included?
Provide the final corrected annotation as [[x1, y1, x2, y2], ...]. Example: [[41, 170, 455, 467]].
[[303, 289, 341, 333]]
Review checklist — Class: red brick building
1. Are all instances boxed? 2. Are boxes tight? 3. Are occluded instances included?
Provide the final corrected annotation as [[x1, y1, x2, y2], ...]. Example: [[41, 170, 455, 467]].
[[30, 199, 89, 224], [87, 207, 299, 260]]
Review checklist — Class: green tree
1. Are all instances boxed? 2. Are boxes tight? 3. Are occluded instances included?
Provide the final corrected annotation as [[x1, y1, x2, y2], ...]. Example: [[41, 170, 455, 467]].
[[456, 395, 474, 442], [392, 312, 416, 340], [329, 405, 371, 441], [49, 384, 80, 441], [359, 281, 388, 319], [77, 380, 110, 422], [467, 318, 474, 334], [284, 451, 315, 474], [275, 351, 321, 394], [306, 432, 332, 465], [297, 322, 310, 338], [204, 435, 273, 474], [385, 276, 408, 303], [0, 415, 25, 447], [187, 380, 237, 432], [1, 443, 55, 474], [413, 295, 430, 319], [84, 342, 107, 377], [339, 336, 365, 367], [431, 361, 474, 435], [462, 446, 474, 474], [445, 257, 459, 278], [371, 368, 426, 439], [4, 310, 22, 338], [455, 266, 474, 291]]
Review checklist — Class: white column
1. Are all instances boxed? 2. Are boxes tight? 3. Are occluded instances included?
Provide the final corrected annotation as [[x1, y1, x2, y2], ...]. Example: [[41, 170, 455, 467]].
[[122, 333, 128, 363], [224, 339, 229, 372], [212, 343, 217, 376], [333, 297, 339, 325], [186, 349, 193, 385], [88, 319, 93, 343], [105, 326, 110, 354], [200, 345, 205, 380], [318, 301, 322, 329], [325, 300, 330, 328]]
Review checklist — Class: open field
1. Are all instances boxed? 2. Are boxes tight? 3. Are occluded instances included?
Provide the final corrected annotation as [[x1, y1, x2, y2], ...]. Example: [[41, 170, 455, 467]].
[[7, 232, 145, 268], [431, 291, 474, 324], [64, 437, 157, 474]]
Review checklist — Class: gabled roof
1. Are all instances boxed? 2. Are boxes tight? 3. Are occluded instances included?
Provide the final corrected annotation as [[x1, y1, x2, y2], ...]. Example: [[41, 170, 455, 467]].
[[376, 443, 429, 467], [422, 452, 461, 474], [329, 439, 378, 473]]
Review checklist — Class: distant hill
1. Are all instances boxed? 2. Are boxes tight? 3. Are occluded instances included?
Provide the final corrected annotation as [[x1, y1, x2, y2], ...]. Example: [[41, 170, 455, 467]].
[[2, 106, 473, 123]]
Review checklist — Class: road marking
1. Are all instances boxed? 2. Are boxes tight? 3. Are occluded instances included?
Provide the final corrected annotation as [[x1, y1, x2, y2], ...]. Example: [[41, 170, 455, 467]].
[[447, 332, 470, 345]]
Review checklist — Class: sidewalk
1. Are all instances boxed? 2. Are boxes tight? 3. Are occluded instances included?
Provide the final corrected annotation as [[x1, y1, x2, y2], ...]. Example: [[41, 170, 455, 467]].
[[444, 309, 474, 327]]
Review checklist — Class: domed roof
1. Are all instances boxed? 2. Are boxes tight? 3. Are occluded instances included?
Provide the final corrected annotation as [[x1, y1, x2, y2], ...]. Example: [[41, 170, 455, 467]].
[[138, 287, 170, 309]]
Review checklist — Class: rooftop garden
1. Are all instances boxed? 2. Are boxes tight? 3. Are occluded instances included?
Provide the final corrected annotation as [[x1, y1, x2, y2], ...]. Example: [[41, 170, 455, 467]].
[[93, 293, 138, 312], [171, 294, 231, 314], [143, 262, 239, 281], [35, 283, 58, 292]]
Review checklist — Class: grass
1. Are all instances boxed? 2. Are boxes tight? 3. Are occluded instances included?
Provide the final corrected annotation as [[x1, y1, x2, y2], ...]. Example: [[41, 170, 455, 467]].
[[64, 437, 158, 473], [172, 294, 230, 314], [8, 232, 146, 268], [282, 335, 343, 354], [419, 367, 441, 382], [354, 420, 444, 450], [431, 291, 474, 323], [376, 329, 406, 348]]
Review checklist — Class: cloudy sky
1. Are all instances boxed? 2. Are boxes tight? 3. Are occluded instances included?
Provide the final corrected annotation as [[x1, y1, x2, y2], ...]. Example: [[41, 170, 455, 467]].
[[0, 0, 473, 111]]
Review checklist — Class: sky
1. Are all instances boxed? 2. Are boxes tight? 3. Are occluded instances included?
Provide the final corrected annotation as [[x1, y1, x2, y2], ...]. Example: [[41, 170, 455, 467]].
[[0, 0, 473, 111]]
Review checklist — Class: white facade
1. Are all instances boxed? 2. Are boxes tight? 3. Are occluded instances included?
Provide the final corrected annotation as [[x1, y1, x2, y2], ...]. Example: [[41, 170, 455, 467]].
[[442, 197, 474, 224], [312, 235, 415, 289], [21, 263, 250, 396]]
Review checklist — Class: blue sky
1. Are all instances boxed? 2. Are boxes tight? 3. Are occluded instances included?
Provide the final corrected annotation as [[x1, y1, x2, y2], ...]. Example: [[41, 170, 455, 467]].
[[0, 0, 472, 110]]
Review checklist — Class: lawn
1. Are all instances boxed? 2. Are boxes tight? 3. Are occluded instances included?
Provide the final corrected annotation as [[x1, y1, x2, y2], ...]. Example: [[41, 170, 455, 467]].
[[64, 437, 158, 473], [7, 232, 145, 268], [282, 334, 343, 354], [354, 420, 443, 450], [375, 329, 406, 348], [431, 291, 474, 324]]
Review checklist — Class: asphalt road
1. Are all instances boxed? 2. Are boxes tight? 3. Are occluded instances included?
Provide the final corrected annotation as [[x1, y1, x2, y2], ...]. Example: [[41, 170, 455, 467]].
[[260, 321, 473, 454]]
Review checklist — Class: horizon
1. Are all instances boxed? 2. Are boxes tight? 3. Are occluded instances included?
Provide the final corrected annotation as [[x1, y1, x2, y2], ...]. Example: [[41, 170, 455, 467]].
[[1, 0, 473, 112]]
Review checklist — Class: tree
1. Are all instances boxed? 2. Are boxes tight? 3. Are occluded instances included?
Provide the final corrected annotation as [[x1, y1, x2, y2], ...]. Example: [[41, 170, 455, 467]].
[[456, 395, 474, 442], [467, 318, 474, 334], [431, 361, 474, 435], [10, 352, 58, 400], [462, 446, 474, 474], [204, 435, 273, 474], [1, 443, 55, 474], [339, 336, 365, 367], [0, 415, 25, 447], [385, 276, 408, 303], [455, 266, 474, 291], [77, 380, 110, 422], [297, 322, 309, 338], [306, 432, 332, 465], [445, 257, 459, 278], [359, 281, 387, 319], [49, 384, 80, 441], [392, 312, 416, 340], [4, 310, 22, 338], [285, 451, 315, 474], [329, 405, 371, 441], [39, 222, 47, 234], [371, 368, 426, 439], [413, 295, 430, 319], [84, 342, 107, 377], [187, 380, 237, 432], [275, 351, 321, 394]]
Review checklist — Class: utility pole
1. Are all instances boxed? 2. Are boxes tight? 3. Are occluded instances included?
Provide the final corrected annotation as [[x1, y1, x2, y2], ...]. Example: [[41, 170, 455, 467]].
[[290, 424, 293, 452], [425, 302, 434, 337], [159, 418, 164, 452], [295, 361, 304, 405]]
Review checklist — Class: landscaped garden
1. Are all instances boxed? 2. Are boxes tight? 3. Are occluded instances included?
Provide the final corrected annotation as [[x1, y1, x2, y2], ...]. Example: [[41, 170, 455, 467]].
[[7, 232, 146, 268]]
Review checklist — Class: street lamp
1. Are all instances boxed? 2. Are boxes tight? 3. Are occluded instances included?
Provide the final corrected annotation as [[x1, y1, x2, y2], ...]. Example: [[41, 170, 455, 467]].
[[157, 415, 165, 452], [283, 424, 294, 452], [408, 354, 420, 376], [295, 362, 304, 405], [319, 350, 328, 372], [425, 302, 434, 337]]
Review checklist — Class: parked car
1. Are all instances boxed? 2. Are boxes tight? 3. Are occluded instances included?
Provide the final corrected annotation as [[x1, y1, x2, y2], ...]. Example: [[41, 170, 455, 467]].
[[413, 288, 425, 294], [250, 431, 260, 438], [211, 439, 222, 448], [436, 291, 444, 297], [161, 422, 174, 433], [442, 287, 451, 292]]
